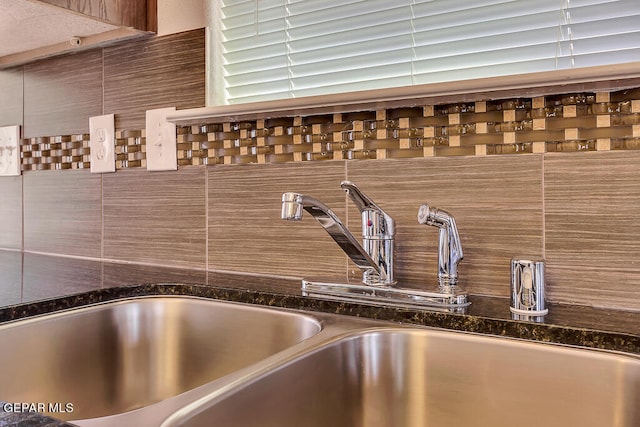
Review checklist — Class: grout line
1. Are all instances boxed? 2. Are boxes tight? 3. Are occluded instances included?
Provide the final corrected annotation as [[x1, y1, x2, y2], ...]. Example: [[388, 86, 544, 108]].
[[20, 174, 24, 253], [205, 165, 209, 279], [541, 154, 546, 261], [101, 47, 105, 115], [22, 250, 104, 263], [20, 64, 25, 265], [20, 250, 209, 272], [343, 160, 351, 277], [100, 173, 105, 287], [20, 173, 25, 302], [100, 257, 208, 271], [207, 267, 300, 281]]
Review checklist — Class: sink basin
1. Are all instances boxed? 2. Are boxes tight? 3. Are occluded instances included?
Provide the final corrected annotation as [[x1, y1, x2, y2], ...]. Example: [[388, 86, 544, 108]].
[[167, 328, 640, 427], [0, 296, 321, 421]]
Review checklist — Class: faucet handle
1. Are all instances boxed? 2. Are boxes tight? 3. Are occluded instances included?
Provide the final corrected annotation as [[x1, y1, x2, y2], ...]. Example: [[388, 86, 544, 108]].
[[340, 181, 378, 212], [341, 181, 395, 238]]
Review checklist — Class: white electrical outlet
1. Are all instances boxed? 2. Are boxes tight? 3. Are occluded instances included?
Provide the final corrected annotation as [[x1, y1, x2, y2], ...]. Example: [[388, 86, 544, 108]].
[[0, 125, 21, 176], [89, 114, 115, 173], [146, 107, 177, 171]]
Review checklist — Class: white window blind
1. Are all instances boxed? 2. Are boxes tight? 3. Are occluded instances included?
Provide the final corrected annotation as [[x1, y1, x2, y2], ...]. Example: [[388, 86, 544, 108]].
[[215, 0, 640, 105]]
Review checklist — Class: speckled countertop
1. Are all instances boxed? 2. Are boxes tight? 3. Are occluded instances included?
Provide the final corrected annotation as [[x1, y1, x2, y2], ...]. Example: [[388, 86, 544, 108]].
[[0, 259, 638, 426]]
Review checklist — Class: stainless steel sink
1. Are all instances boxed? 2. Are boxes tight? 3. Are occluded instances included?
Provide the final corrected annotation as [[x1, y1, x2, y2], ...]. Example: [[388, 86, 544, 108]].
[[0, 296, 321, 421], [166, 328, 640, 427]]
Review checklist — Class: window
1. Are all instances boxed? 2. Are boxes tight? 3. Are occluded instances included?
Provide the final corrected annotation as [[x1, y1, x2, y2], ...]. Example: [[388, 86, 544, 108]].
[[211, 0, 640, 106]]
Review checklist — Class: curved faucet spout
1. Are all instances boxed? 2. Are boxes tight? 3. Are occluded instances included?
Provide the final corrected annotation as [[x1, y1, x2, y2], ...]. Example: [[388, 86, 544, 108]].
[[281, 192, 384, 284]]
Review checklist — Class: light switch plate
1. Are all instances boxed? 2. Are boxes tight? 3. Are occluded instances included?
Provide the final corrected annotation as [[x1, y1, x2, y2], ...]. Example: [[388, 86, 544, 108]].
[[0, 125, 21, 176], [89, 114, 115, 173], [146, 107, 177, 171]]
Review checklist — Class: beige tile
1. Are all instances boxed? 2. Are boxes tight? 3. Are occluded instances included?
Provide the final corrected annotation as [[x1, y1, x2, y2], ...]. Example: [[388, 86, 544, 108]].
[[23, 50, 102, 138], [0, 250, 22, 305], [0, 67, 23, 127], [24, 170, 101, 257], [22, 253, 101, 302], [208, 161, 349, 278], [0, 176, 22, 250], [544, 151, 640, 310], [103, 167, 206, 268], [103, 262, 207, 288], [346, 155, 544, 297], [104, 29, 206, 131]]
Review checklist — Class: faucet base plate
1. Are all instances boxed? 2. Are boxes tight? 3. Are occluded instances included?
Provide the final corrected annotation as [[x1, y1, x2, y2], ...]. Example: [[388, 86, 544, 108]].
[[302, 278, 470, 313]]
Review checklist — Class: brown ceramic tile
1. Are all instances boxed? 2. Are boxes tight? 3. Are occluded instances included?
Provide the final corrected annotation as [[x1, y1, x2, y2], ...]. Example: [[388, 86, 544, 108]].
[[104, 29, 206, 131], [0, 176, 22, 250], [23, 170, 102, 258], [22, 253, 101, 302], [0, 67, 23, 127], [103, 262, 207, 288], [0, 250, 22, 305], [103, 167, 206, 268], [544, 151, 640, 311], [207, 161, 350, 278], [23, 50, 103, 138], [346, 155, 544, 297]]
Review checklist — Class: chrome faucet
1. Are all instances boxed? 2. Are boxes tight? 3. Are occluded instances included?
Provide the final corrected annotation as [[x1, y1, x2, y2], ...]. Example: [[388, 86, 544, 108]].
[[281, 181, 395, 286], [417, 204, 463, 293], [281, 190, 468, 310]]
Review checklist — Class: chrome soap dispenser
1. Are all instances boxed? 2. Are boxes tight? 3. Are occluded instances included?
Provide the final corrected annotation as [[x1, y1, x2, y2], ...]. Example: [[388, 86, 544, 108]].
[[510, 259, 548, 316]]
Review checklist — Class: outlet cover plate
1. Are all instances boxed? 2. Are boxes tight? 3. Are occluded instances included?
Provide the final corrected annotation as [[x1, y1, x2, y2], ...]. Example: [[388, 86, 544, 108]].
[[146, 107, 177, 171], [0, 125, 21, 176], [89, 114, 115, 173]]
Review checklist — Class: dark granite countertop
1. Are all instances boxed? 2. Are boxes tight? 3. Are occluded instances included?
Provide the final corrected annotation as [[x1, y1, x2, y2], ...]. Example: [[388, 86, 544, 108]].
[[0, 404, 76, 427], [1, 267, 638, 355], [0, 258, 638, 426]]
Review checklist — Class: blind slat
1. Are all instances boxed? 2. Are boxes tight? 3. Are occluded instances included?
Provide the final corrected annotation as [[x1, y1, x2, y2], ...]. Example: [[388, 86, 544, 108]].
[[216, 0, 640, 105]]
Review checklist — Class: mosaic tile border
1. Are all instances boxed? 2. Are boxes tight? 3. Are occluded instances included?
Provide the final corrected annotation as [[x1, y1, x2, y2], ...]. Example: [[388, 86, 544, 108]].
[[20, 90, 640, 171]]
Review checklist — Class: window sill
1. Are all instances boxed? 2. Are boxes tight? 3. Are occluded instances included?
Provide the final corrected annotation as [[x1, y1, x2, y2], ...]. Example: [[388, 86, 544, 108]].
[[167, 62, 640, 125]]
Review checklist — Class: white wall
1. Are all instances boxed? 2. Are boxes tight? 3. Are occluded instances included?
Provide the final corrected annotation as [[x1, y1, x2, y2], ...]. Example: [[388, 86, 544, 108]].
[[157, 0, 206, 36]]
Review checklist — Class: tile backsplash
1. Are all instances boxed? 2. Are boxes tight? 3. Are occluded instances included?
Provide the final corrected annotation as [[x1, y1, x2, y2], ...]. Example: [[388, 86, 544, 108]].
[[3, 148, 640, 311], [1, 29, 640, 312], [544, 151, 640, 309], [345, 155, 544, 297], [102, 167, 207, 268], [18, 91, 640, 171], [23, 170, 102, 258], [0, 176, 22, 250]]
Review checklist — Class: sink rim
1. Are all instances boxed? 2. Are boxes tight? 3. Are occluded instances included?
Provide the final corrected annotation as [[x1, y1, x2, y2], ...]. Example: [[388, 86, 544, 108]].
[[2, 293, 638, 427], [160, 323, 640, 427], [160, 324, 640, 427], [0, 294, 327, 424], [0, 294, 323, 329]]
